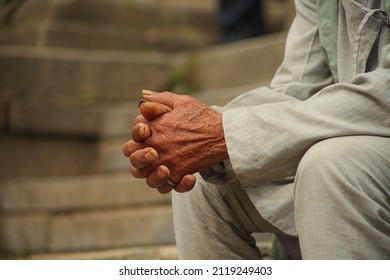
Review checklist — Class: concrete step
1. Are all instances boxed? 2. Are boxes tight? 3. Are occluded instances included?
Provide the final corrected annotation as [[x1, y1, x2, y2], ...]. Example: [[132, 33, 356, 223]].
[[27, 241, 274, 260], [0, 173, 170, 212], [7, 100, 139, 138], [0, 173, 175, 256], [0, 132, 130, 177], [1, 204, 175, 256], [0, 46, 174, 103], [28, 245, 178, 260], [3, 0, 219, 52], [0, 32, 285, 106], [1, 0, 293, 51], [189, 32, 286, 91], [1, 98, 150, 177]]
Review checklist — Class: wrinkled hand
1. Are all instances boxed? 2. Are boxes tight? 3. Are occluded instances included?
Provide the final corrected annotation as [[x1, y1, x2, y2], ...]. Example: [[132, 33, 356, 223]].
[[125, 100, 196, 194], [123, 91, 229, 194]]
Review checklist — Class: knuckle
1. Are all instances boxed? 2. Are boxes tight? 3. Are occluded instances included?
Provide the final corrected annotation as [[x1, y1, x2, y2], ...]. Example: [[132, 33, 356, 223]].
[[180, 94, 193, 103], [181, 94, 191, 100]]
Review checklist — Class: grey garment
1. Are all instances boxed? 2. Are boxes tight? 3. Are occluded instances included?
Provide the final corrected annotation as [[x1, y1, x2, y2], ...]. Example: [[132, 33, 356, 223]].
[[220, 0, 390, 189], [294, 136, 390, 259], [172, 173, 286, 260], [201, 0, 390, 233], [245, 180, 297, 236]]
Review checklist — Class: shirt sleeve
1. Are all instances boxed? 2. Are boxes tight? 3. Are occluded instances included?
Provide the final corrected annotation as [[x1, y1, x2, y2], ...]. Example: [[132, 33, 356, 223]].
[[201, 0, 390, 188], [222, 1, 390, 188], [201, 0, 331, 184]]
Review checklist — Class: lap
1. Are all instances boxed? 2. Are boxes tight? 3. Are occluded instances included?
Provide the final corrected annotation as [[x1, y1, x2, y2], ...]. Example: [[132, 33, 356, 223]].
[[173, 136, 390, 258], [297, 135, 390, 197], [295, 136, 390, 259], [248, 135, 390, 234]]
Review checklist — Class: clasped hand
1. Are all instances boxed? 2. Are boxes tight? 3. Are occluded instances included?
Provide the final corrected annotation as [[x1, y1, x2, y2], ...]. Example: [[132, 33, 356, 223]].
[[122, 91, 228, 194]]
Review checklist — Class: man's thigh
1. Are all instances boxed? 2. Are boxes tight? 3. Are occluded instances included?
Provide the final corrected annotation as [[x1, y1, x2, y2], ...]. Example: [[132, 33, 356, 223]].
[[295, 135, 390, 259]]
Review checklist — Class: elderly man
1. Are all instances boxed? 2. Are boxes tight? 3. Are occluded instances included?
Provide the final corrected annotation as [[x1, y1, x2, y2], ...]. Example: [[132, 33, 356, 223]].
[[123, 0, 390, 259]]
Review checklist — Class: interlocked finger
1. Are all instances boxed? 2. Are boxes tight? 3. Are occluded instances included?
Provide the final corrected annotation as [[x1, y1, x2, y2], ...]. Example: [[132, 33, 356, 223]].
[[129, 147, 158, 169], [139, 101, 172, 120], [132, 123, 151, 142]]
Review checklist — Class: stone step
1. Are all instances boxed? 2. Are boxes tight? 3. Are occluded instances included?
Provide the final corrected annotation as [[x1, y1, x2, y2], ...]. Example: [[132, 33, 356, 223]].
[[0, 32, 285, 107], [0, 99, 166, 177], [1, 204, 175, 256], [1, 0, 293, 51], [0, 46, 174, 104], [0, 172, 174, 256], [28, 244, 179, 260], [3, 0, 219, 51], [0, 125, 133, 178], [0, 173, 170, 212], [190, 32, 286, 91], [27, 241, 274, 260], [0, 133, 129, 178], [0, 32, 286, 121], [195, 84, 265, 107], [7, 100, 139, 138]]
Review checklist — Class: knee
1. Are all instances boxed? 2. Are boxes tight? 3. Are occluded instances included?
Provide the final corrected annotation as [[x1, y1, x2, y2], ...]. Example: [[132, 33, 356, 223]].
[[298, 138, 354, 173], [292, 138, 357, 241], [294, 136, 389, 207], [293, 137, 362, 207], [293, 137, 390, 259], [295, 137, 364, 189]]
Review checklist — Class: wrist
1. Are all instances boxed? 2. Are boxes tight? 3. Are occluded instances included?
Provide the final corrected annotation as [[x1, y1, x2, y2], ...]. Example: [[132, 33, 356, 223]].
[[211, 111, 229, 164]]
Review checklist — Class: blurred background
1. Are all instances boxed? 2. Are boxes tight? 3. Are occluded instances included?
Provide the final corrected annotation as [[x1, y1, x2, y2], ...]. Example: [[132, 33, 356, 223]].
[[0, 0, 294, 259]]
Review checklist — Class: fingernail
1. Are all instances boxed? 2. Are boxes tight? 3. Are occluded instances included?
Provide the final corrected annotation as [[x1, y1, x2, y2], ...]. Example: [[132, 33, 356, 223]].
[[157, 169, 166, 179], [139, 124, 146, 137], [144, 149, 157, 161], [142, 90, 155, 97], [186, 177, 196, 187]]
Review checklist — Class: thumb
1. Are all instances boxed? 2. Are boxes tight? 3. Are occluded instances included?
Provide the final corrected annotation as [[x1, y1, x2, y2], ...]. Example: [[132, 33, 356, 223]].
[[139, 101, 172, 121], [142, 90, 178, 109]]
